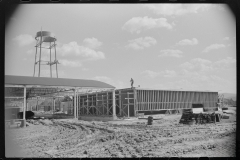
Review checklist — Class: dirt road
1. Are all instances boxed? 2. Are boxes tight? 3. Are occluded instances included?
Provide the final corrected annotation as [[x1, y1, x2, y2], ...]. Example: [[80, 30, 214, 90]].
[[5, 114, 236, 158]]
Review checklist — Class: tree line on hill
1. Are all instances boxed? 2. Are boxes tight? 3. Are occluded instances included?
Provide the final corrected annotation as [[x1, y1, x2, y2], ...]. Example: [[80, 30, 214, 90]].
[[223, 98, 236, 106]]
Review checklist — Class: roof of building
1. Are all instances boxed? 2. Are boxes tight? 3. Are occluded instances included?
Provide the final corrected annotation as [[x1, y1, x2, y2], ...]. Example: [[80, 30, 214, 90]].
[[5, 75, 115, 99], [5, 75, 115, 89], [117, 87, 218, 93]]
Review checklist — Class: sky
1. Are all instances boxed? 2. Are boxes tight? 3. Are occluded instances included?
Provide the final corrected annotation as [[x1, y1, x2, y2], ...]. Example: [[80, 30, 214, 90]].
[[5, 4, 236, 93]]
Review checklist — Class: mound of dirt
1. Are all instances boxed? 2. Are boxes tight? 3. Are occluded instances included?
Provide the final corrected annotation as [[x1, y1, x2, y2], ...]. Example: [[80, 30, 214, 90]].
[[39, 119, 53, 125]]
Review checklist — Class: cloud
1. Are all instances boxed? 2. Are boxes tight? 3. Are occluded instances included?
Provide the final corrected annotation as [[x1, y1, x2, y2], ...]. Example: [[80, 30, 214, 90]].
[[141, 69, 177, 78], [126, 37, 157, 50], [223, 37, 230, 41], [212, 57, 236, 70], [59, 59, 82, 67], [122, 16, 172, 34], [141, 70, 161, 78], [180, 58, 212, 72], [202, 44, 225, 52], [93, 76, 124, 89], [158, 49, 183, 58], [179, 57, 236, 75], [82, 68, 89, 71], [154, 79, 199, 91], [58, 41, 105, 60], [27, 49, 34, 55], [143, 4, 212, 16], [83, 37, 102, 49], [13, 34, 35, 46], [176, 38, 198, 46], [163, 70, 177, 78], [152, 57, 236, 93]]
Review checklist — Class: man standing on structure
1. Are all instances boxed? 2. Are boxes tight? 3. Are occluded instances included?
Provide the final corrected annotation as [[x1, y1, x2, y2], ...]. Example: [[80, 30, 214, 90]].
[[130, 78, 134, 88]]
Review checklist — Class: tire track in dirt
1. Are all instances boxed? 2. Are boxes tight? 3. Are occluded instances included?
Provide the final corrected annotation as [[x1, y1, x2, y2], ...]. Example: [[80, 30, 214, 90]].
[[6, 116, 236, 157], [45, 120, 117, 157]]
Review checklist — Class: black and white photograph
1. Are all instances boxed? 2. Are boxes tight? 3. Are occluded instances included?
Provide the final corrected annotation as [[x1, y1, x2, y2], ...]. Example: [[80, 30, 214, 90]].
[[4, 2, 236, 158]]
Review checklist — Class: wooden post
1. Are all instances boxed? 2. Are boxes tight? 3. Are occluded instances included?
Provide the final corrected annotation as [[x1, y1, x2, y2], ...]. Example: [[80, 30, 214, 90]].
[[153, 90, 155, 110], [38, 29, 42, 77], [102, 95, 104, 116], [176, 91, 179, 110], [157, 90, 159, 110], [150, 90, 152, 111], [162, 91, 164, 110], [127, 92, 129, 118], [92, 96, 94, 114], [74, 88, 76, 119], [53, 98, 55, 114], [50, 42, 52, 78], [76, 88, 78, 118], [96, 93, 98, 115], [166, 91, 169, 109], [119, 90, 121, 116], [23, 85, 26, 127], [107, 92, 109, 116], [140, 90, 142, 111], [147, 90, 149, 111], [87, 94, 89, 115], [112, 89, 116, 119], [144, 90, 146, 111], [133, 88, 136, 117]]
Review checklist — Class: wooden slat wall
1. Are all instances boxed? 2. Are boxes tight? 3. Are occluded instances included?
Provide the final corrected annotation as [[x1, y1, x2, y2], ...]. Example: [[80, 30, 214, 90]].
[[188, 92, 190, 108], [165, 91, 167, 109], [152, 91, 155, 110], [132, 89, 218, 112], [174, 91, 177, 109], [76, 89, 218, 116], [164, 91, 166, 109], [140, 90, 142, 111], [150, 90, 152, 110]]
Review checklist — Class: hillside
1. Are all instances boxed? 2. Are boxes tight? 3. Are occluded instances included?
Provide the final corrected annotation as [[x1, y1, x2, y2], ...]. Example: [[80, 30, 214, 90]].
[[221, 93, 236, 101]]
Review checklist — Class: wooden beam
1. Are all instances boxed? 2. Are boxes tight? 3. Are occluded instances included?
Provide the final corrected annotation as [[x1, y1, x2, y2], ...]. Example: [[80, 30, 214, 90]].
[[141, 90, 143, 111], [170, 91, 173, 110], [96, 93, 98, 115], [119, 90, 122, 116], [147, 90, 149, 111], [177, 91, 179, 109], [127, 92, 129, 117], [134, 88, 137, 116], [23, 86, 26, 125], [149, 90, 151, 111], [87, 94, 89, 115], [74, 88, 76, 118], [139, 90, 141, 111], [153, 91, 157, 110], [77, 89, 78, 118], [107, 92, 109, 116], [112, 89, 116, 119], [166, 91, 168, 109], [172, 91, 176, 109]]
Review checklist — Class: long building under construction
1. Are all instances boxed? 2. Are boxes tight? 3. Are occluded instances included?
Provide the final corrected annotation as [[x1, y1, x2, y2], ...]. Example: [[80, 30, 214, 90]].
[[75, 87, 219, 118]]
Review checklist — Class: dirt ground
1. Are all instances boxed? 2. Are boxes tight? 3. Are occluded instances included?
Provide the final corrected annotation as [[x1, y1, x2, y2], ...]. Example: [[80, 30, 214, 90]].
[[5, 113, 236, 158]]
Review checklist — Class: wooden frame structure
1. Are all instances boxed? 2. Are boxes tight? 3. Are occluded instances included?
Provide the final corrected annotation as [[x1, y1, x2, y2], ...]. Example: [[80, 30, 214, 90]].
[[5, 75, 115, 127], [77, 87, 218, 118]]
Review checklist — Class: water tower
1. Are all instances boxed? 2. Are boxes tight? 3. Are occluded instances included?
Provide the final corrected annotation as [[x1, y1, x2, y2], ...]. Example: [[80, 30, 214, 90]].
[[33, 30, 60, 78]]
